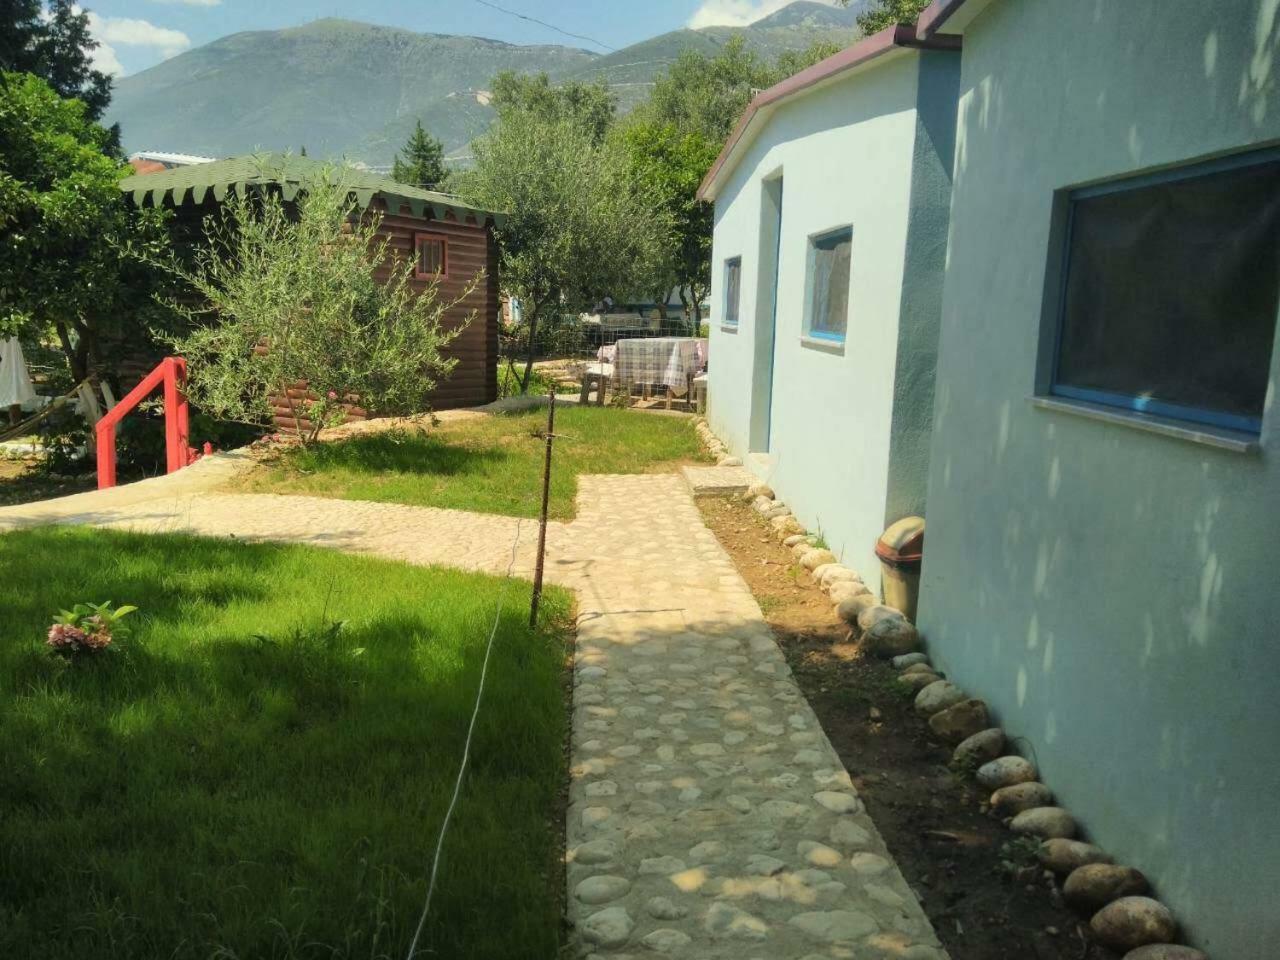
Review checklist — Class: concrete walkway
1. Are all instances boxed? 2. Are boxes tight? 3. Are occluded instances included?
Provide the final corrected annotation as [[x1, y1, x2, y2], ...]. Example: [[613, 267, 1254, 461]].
[[0, 466, 946, 960]]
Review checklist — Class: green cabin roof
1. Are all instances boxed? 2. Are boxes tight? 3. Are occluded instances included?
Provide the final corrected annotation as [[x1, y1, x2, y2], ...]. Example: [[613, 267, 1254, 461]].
[[119, 153, 502, 226]]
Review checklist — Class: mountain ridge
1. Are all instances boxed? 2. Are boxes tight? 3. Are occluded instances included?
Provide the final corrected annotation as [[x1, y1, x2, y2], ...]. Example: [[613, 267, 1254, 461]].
[[106, 2, 867, 165]]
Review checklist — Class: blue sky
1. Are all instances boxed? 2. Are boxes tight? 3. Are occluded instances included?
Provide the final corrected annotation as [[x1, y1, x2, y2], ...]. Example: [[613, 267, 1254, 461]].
[[82, 0, 841, 76]]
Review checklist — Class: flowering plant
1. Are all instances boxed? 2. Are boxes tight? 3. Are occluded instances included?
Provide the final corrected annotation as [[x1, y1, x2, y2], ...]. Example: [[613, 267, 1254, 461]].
[[46, 602, 138, 656]]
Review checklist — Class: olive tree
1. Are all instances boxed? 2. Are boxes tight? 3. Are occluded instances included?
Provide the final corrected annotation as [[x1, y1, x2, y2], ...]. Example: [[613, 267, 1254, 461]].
[[162, 171, 469, 441], [452, 91, 670, 392]]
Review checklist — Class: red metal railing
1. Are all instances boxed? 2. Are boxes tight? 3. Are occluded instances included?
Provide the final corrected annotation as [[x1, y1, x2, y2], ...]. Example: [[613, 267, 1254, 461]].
[[96, 357, 200, 490]]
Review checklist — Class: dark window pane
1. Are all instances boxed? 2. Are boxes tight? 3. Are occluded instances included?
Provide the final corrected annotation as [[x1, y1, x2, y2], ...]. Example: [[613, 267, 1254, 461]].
[[418, 236, 446, 276], [1057, 155, 1280, 426], [725, 257, 741, 325], [810, 229, 851, 337]]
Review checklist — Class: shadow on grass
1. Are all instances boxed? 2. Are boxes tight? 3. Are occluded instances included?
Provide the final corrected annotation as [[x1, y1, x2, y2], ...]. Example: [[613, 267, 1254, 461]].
[[0, 526, 572, 960], [288, 430, 506, 478]]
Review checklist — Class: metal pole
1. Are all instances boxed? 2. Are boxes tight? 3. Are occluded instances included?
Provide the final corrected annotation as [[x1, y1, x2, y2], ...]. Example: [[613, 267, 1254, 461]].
[[529, 389, 556, 627]]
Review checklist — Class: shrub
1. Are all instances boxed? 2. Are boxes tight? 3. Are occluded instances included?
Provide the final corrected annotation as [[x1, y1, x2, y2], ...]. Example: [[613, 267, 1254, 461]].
[[162, 164, 472, 442]]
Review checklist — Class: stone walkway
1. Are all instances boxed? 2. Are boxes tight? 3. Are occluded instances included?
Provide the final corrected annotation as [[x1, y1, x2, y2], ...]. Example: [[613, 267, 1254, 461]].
[[0, 464, 946, 960]]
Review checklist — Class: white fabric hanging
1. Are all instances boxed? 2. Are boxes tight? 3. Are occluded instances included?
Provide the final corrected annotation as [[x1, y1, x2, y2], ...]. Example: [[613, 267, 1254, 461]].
[[0, 336, 37, 408]]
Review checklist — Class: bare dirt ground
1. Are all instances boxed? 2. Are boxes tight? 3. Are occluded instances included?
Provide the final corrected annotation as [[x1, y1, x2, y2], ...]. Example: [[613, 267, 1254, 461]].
[[0, 459, 96, 507], [699, 495, 1111, 960]]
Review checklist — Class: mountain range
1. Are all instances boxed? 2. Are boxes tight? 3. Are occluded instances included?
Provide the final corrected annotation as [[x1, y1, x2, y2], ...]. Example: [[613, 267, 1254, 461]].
[[105, 1, 868, 166]]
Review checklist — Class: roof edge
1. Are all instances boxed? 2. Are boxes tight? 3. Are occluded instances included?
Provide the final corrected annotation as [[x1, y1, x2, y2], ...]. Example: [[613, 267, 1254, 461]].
[[917, 0, 1000, 39], [118, 154, 505, 227], [697, 24, 960, 202]]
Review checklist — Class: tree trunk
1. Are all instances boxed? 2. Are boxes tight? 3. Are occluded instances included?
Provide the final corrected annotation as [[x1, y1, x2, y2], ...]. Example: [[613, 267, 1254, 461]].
[[281, 378, 307, 443], [520, 310, 540, 394], [55, 321, 90, 382], [654, 290, 668, 321]]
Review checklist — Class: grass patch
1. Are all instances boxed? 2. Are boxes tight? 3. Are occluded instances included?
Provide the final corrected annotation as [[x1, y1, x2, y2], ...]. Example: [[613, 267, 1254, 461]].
[[0, 526, 572, 960], [240, 405, 706, 519]]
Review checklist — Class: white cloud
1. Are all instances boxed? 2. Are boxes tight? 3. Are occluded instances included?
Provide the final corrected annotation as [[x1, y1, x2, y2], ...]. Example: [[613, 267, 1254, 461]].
[[688, 0, 841, 29], [85, 12, 192, 76], [89, 42, 125, 76]]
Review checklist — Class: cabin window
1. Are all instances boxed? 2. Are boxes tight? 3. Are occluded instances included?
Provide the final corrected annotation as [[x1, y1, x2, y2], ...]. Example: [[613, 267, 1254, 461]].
[[415, 234, 448, 279], [805, 226, 852, 342], [1050, 149, 1280, 434], [723, 256, 742, 327]]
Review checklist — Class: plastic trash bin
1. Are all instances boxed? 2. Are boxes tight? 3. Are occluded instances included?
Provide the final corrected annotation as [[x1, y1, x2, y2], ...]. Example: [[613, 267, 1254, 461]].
[[875, 516, 925, 622]]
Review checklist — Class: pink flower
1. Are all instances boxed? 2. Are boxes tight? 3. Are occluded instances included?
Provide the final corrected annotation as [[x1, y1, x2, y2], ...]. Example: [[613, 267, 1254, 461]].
[[47, 623, 89, 650], [81, 616, 113, 650], [327, 391, 339, 400]]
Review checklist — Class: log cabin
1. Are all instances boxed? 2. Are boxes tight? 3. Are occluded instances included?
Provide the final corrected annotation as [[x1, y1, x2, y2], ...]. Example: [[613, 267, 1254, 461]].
[[120, 154, 501, 432]]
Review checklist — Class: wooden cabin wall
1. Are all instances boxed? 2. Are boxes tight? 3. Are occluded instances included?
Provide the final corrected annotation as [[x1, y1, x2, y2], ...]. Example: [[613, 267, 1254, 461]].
[[270, 203, 498, 433], [371, 204, 499, 411]]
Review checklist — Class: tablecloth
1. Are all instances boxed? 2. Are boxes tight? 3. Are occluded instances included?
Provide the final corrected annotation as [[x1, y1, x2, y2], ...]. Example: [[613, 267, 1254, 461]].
[[614, 338, 702, 396]]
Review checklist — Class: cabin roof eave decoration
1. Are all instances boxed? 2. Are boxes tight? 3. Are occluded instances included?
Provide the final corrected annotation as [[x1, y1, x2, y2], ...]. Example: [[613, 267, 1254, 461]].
[[119, 153, 506, 228]]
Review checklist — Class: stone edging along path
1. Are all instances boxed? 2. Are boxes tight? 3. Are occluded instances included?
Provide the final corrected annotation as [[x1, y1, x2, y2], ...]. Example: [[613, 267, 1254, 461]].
[[0, 461, 948, 959]]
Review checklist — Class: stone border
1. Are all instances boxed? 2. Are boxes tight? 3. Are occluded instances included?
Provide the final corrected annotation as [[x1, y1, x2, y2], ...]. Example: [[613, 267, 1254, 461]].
[[693, 418, 741, 467], [707, 451, 1205, 960], [881, 654, 1202, 958]]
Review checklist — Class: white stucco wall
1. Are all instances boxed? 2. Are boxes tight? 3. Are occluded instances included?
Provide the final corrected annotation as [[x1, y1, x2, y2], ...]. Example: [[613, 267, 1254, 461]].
[[919, 1, 1280, 955], [707, 54, 923, 580]]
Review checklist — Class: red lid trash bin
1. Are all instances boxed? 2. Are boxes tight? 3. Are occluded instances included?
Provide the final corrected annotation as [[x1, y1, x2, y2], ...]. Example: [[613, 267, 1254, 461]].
[[875, 516, 925, 622]]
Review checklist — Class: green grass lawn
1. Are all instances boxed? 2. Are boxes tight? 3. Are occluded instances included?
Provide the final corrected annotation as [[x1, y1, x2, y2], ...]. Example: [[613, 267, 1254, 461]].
[[0, 526, 572, 960], [239, 405, 706, 519]]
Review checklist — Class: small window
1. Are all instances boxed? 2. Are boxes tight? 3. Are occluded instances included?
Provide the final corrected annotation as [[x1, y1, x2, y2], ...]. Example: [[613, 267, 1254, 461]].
[[415, 234, 448, 279], [723, 256, 742, 326], [805, 226, 852, 342], [1050, 149, 1280, 434]]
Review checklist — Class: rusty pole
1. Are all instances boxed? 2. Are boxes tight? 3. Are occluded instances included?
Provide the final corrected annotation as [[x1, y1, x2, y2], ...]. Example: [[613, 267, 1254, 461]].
[[529, 389, 556, 627]]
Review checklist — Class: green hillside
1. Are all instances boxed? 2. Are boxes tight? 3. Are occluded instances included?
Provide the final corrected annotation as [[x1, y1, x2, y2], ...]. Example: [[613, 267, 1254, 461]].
[[563, 18, 863, 112], [106, 3, 867, 166], [107, 19, 595, 163]]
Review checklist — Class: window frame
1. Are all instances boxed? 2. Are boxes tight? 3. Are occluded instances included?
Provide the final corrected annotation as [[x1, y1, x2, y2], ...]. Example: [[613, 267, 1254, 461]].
[[414, 232, 449, 280], [1046, 147, 1280, 436], [803, 224, 853, 344], [722, 255, 742, 328]]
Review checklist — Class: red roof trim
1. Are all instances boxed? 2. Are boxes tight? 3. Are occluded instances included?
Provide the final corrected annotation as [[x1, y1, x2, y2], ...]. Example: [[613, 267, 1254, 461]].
[[916, 0, 971, 39], [697, 24, 961, 201]]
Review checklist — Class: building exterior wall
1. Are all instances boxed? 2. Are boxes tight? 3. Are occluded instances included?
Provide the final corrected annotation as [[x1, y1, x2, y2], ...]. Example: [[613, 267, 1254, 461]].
[[917, 2, 1280, 955], [885, 51, 960, 523], [708, 50, 957, 582], [373, 206, 499, 410]]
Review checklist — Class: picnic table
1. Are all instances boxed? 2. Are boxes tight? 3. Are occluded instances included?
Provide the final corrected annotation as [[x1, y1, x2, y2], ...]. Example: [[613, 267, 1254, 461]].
[[608, 337, 707, 408]]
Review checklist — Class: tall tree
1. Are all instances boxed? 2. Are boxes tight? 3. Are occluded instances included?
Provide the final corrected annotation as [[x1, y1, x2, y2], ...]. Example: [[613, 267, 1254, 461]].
[[490, 71, 616, 145], [452, 100, 669, 393], [621, 39, 843, 323], [843, 0, 933, 35], [0, 1, 112, 122], [616, 121, 718, 325], [0, 71, 170, 382], [391, 119, 447, 189], [645, 36, 776, 145]]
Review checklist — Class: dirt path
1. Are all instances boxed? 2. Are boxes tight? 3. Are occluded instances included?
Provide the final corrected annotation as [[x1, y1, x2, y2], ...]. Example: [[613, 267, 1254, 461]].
[[698, 495, 1112, 960]]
